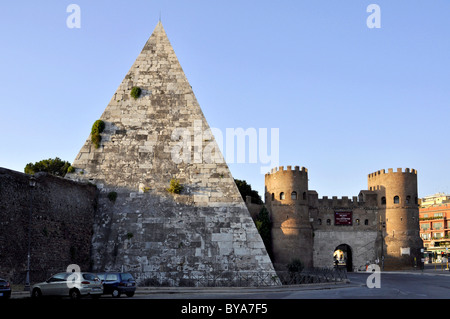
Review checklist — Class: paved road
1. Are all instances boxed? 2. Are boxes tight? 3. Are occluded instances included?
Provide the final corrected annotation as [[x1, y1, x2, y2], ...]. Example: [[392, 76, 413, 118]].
[[129, 266, 450, 299], [285, 271, 450, 299]]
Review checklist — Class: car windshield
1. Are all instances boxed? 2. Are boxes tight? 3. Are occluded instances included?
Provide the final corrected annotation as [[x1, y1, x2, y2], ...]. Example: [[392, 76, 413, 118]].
[[47, 273, 70, 282], [121, 273, 134, 281], [82, 273, 99, 281], [105, 274, 118, 281]]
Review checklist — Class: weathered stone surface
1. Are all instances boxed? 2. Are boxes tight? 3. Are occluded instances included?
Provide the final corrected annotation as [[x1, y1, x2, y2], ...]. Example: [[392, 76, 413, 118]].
[[66, 22, 277, 285], [0, 167, 97, 282]]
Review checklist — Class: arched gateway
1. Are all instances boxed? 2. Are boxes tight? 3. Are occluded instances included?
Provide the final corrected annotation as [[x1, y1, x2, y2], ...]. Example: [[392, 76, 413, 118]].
[[333, 244, 353, 272]]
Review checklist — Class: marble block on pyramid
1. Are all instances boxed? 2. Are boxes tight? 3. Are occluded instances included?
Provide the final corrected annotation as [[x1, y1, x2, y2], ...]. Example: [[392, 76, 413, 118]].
[[66, 22, 278, 285]]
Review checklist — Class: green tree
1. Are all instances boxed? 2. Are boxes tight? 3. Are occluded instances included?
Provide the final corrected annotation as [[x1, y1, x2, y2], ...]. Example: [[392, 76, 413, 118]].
[[234, 179, 272, 257], [255, 206, 273, 259], [234, 179, 262, 204], [24, 157, 71, 177]]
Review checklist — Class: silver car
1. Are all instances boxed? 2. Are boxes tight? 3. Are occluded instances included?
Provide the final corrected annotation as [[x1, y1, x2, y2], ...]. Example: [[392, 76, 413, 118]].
[[31, 272, 103, 299]]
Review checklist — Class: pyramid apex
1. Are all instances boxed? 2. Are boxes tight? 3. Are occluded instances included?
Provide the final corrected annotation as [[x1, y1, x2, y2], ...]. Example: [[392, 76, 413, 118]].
[[148, 20, 169, 42], [154, 20, 164, 31]]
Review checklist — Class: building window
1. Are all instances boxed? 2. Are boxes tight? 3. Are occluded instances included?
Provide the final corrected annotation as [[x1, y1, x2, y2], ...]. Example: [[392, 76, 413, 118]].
[[434, 222, 443, 230], [364, 219, 369, 225], [381, 197, 386, 205], [318, 219, 322, 225], [280, 192, 285, 200], [406, 196, 411, 204], [394, 196, 400, 204], [271, 193, 274, 201], [326, 219, 331, 226], [303, 192, 307, 200], [291, 191, 297, 200], [356, 219, 360, 225]]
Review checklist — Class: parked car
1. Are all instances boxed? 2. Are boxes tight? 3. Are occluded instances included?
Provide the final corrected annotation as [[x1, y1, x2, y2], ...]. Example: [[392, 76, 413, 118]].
[[0, 278, 11, 299], [30, 272, 103, 299], [96, 272, 136, 297]]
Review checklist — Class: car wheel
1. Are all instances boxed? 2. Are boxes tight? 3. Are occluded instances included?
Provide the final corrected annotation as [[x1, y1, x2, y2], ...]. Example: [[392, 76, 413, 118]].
[[31, 288, 42, 299], [112, 289, 121, 298], [69, 289, 81, 300], [125, 292, 135, 297]]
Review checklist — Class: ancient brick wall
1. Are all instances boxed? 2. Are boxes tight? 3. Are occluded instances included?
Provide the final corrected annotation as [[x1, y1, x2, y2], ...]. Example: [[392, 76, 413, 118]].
[[0, 167, 97, 283]]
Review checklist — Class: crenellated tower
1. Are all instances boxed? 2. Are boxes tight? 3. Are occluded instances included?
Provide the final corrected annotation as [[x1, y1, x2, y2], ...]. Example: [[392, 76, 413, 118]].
[[265, 166, 313, 270], [368, 168, 423, 269]]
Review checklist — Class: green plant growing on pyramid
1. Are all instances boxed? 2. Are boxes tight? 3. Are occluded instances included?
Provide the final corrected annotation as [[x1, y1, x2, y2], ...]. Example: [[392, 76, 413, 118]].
[[167, 178, 183, 194], [130, 86, 142, 100], [91, 120, 105, 149]]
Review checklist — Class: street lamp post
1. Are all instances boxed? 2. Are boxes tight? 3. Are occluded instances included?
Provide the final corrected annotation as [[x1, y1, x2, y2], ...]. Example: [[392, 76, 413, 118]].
[[379, 216, 385, 271], [24, 176, 36, 291]]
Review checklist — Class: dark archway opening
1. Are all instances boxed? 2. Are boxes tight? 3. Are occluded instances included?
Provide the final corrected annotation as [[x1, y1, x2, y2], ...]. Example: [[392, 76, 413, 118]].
[[333, 244, 353, 272]]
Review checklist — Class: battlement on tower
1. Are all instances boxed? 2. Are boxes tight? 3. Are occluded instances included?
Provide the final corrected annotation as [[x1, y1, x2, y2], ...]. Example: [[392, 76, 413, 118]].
[[368, 168, 417, 179], [306, 192, 377, 208], [317, 195, 360, 207], [265, 165, 308, 176]]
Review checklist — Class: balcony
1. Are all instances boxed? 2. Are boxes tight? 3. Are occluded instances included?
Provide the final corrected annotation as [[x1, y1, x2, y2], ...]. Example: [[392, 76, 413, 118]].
[[420, 216, 446, 221]]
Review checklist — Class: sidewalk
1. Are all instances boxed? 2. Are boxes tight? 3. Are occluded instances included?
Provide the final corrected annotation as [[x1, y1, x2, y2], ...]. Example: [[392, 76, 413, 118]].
[[398, 263, 450, 276], [10, 280, 353, 299], [134, 279, 354, 295], [354, 263, 450, 276]]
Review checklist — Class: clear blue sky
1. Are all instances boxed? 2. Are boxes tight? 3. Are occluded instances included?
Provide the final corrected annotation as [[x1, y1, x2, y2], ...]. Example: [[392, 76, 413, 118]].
[[1, 1, 449, 199]]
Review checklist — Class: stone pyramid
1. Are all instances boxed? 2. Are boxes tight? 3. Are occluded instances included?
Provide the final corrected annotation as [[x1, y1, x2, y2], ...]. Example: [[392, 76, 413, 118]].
[[67, 22, 278, 285]]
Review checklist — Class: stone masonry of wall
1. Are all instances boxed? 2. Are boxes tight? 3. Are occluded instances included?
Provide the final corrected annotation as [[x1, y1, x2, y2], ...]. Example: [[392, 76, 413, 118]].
[[0, 167, 97, 283], [264, 165, 422, 271], [309, 194, 381, 270]]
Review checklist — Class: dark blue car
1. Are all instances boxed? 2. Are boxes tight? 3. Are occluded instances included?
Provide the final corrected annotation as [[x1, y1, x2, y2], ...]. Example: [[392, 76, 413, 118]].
[[0, 278, 11, 299], [96, 272, 136, 297]]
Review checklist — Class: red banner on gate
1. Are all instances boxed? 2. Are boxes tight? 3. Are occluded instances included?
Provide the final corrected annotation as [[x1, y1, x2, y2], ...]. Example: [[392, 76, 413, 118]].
[[334, 211, 352, 225]]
